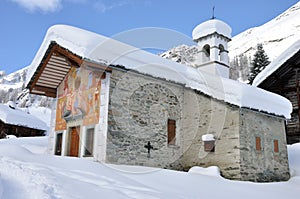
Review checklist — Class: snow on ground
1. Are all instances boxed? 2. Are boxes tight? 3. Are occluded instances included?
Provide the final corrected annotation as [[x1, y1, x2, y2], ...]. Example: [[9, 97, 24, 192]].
[[0, 137, 300, 199]]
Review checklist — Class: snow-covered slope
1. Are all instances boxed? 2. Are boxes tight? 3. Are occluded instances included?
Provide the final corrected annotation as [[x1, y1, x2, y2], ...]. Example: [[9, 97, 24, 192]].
[[0, 136, 299, 199], [160, 2, 300, 82], [0, 66, 28, 91], [0, 67, 52, 128], [228, 1, 300, 62]]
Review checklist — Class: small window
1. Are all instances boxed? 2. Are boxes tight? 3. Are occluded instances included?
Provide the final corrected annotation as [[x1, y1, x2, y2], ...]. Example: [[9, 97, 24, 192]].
[[255, 137, 261, 151], [168, 119, 176, 145], [204, 141, 215, 152], [274, 140, 279, 153], [55, 133, 63, 155], [84, 128, 94, 156]]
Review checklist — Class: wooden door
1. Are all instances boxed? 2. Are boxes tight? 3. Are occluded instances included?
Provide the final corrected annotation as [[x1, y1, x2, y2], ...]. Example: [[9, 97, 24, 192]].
[[69, 127, 80, 157]]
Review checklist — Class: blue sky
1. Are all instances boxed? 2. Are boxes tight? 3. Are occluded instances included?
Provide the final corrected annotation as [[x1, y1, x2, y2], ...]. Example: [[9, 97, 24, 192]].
[[0, 0, 299, 74]]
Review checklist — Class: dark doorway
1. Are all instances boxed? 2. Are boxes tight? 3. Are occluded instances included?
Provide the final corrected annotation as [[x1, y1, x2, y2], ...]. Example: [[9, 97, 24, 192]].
[[55, 133, 63, 155]]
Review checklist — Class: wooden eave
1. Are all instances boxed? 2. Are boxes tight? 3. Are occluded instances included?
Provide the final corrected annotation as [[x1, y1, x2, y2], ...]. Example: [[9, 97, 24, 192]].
[[27, 41, 111, 98], [258, 49, 300, 90]]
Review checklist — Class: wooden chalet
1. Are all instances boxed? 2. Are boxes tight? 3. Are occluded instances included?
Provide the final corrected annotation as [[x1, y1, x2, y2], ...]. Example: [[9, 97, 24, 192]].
[[253, 43, 300, 144], [0, 103, 47, 138]]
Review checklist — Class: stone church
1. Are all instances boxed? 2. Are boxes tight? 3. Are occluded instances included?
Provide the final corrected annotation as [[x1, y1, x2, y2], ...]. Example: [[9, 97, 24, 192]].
[[26, 18, 291, 182]]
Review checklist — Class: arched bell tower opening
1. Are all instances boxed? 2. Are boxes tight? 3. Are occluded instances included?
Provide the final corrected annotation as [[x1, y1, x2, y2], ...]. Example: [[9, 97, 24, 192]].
[[192, 18, 232, 78], [202, 44, 210, 62]]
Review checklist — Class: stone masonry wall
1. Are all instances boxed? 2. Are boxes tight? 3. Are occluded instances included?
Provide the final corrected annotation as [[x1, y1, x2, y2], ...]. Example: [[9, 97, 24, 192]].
[[106, 68, 290, 182], [107, 69, 185, 168], [106, 68, 242, 179], [239, 108, 290, 182], [180, 93, 242, 180]]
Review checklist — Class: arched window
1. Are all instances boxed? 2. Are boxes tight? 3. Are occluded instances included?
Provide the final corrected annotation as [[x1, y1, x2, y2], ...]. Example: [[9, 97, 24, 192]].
[[202, 44, 210, 62], [219, 44, 226, 62]]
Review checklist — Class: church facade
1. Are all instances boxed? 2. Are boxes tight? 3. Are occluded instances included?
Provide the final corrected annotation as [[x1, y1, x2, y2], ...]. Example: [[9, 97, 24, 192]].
[[26, 19, 291, 182]]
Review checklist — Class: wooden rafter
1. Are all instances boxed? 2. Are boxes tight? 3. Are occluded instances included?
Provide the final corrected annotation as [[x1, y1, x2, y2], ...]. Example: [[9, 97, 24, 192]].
[[27, 42, 83, 97], [27, 41, 112, 98]]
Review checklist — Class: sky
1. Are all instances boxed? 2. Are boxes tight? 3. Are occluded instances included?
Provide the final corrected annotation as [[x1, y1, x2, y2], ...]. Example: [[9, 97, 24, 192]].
[[0, 0, 299, 74]]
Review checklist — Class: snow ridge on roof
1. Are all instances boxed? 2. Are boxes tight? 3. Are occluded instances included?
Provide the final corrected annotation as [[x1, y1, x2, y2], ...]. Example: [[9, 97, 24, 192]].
[[192, 19, 232, 41], [0, 104, 47, 130], [253, 39, 300, 86], [27, 25, 292, 118]]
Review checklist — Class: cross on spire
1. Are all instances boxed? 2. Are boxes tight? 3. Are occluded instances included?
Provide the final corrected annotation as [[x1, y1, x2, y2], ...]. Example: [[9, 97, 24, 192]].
[[212, 6, 216, 19]]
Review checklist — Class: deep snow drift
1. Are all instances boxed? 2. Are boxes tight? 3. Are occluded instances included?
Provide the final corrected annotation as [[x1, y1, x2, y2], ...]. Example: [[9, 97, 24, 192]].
[[0, 137, 299, 199]]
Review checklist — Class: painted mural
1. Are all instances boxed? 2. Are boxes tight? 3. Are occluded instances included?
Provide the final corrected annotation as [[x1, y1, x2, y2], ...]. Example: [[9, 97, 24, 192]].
[[55, 67, 102, 131]]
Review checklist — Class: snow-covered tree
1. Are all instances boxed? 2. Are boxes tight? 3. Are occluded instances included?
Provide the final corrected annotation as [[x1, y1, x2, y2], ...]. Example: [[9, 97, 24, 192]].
[[229, 53, 251, 82], [248, 43, 270, 84]]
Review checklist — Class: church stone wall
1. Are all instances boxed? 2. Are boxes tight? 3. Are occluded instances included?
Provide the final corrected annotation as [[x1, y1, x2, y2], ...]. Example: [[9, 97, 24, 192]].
[[239, 108, 290, 182], [106, 68, 242, 178], [106, 68, 290, 182], [180, 95, 242, 180], [106, 69, 185, 168]]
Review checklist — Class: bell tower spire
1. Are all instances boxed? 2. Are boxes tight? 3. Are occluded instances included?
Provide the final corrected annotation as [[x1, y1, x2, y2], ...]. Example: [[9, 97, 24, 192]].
[[212, 6, 216, 19], [192, 18, 232, 78]]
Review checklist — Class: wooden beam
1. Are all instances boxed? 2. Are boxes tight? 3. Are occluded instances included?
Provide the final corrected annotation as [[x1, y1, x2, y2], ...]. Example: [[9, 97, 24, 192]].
[[39, 76, 62, 83], [54, 45, 83, 67], [37, 79, 60, 86], [36, 82, 58, 88], [43, 67, 69, 75], [32, 85, 57, 94], [41, 70, 66, 78], [40, 74, 64, 81], [46, 64, 70, 71], [48, 57, 70, 67]]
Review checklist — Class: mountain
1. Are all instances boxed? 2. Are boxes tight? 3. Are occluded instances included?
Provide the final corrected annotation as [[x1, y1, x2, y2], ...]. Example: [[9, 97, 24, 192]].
[[0, 67, 53, 127], [229, 1, 300, 61], [160, 1, 300, 82]]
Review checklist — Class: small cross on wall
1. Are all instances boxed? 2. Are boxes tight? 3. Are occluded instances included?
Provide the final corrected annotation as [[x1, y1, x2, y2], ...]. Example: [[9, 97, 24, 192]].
[[144, 141, 154, 158]]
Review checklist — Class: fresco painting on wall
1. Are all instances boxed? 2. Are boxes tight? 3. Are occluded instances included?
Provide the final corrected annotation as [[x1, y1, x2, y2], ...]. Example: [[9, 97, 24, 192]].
[[55, 67, 102, 131]]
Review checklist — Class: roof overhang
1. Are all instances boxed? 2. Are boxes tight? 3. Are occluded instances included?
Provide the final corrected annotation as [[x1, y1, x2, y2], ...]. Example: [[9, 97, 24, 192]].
[[258, 50, 300, 89], [26, 41, 111, 98]]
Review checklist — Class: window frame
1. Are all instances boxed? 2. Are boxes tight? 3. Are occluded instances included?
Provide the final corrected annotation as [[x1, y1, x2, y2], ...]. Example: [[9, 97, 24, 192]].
[[255, 136, 262, 151], [273, 139, 279, 153], [167, 119, 176, 145]]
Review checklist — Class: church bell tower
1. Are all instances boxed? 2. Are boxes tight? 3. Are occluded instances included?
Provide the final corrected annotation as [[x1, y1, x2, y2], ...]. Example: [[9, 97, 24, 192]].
[[192, 18, 232, 78]]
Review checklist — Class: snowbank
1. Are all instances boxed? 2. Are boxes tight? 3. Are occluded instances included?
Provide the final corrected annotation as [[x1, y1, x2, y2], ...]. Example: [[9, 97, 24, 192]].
[[0, 137, 300, 199], [0, 104, 47, 131], [188, 166, 221, 177], [26, 25, 292, 119], [288, 143, 300, 177], [0, 176, 3, 199]]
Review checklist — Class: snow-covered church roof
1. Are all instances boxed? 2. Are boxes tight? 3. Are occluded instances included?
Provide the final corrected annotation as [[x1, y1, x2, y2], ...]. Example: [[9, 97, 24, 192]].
[[253, 39, 300, 86], [26, 25, 292, 119], [0, 103, 47, 130], [192, 19, 232, 41]]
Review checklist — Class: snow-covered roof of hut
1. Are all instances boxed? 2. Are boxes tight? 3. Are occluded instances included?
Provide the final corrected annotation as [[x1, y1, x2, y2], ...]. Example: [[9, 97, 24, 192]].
[[26, 25, 292, 119], [192, 19, 232, 41], [0, 103, 47, 130], [253, 40, 300, 86]]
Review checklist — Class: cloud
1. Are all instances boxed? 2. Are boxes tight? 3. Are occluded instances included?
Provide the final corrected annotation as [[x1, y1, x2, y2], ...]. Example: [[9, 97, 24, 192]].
[[93, 0, 129, 13], [10, 0, 62, 13]]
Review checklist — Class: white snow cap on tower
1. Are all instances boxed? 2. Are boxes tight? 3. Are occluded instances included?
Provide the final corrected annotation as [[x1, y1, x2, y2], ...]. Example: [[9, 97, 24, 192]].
[[192, 19, 232, 41]]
